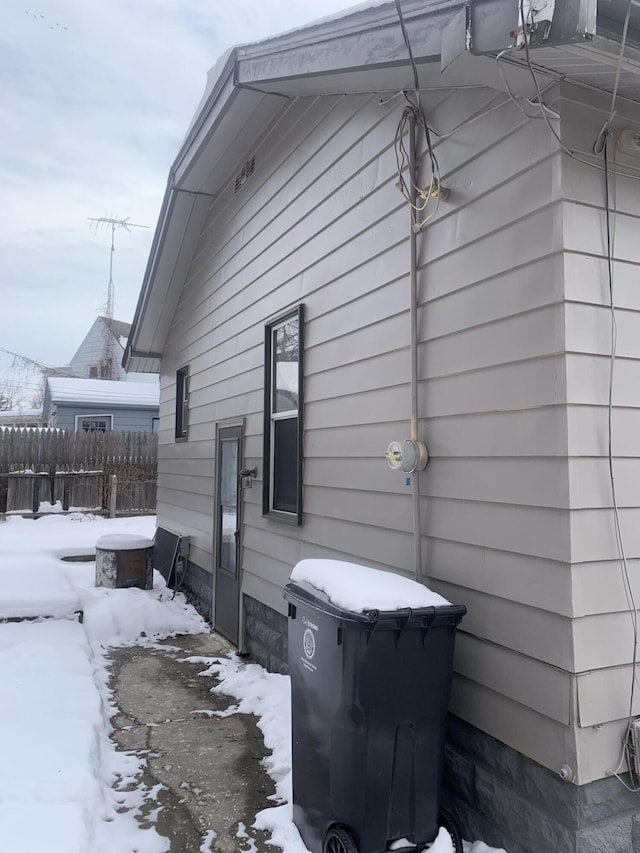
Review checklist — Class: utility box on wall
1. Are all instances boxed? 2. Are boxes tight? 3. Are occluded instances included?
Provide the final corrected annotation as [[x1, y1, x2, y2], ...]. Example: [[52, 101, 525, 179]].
[[95, 534, 154, 589]]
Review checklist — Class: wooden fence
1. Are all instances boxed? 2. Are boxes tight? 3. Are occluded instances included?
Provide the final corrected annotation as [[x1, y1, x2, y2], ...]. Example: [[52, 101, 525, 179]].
[[0, 429, 157, 515]]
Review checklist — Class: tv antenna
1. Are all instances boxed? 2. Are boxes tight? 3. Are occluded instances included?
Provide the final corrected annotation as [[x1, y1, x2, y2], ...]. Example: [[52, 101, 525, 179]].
[[88, 215, 149, 321], [88, 214, 149, 380]]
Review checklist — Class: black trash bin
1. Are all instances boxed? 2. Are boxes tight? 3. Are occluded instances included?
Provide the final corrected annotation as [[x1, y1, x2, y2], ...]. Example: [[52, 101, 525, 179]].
[[284, 566, 466, 853]]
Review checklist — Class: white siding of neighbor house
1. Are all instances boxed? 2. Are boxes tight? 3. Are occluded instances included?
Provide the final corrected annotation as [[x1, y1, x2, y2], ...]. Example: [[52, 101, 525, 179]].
[[69, 318, 127, 380], [156, 82, 580, 777], [554, 83, 640, 783]]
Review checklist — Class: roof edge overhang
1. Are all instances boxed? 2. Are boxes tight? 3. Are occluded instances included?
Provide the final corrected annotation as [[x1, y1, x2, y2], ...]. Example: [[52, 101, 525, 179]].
[[125, 0, 640, 374]]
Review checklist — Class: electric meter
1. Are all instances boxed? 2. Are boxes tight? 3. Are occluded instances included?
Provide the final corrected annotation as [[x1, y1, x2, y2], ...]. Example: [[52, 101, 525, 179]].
[[385, 439, 428, 474]]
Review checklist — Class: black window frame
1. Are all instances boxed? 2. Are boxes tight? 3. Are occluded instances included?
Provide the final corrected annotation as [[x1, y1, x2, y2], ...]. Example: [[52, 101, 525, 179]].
[[263, 305, 304, 525], [175, 366, 189, 441]]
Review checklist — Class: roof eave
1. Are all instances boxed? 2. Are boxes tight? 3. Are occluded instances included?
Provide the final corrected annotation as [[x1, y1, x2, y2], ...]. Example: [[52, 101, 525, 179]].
[[125, 0, 640, 373]]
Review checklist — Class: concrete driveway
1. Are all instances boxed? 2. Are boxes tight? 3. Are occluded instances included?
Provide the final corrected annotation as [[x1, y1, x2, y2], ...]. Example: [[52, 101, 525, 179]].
[[109, 632, 277, 852]]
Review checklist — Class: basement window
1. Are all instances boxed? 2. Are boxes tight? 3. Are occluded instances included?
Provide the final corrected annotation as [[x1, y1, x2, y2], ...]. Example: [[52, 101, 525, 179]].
[[263, 306, 304, 524], [175, 366, 189, 441]]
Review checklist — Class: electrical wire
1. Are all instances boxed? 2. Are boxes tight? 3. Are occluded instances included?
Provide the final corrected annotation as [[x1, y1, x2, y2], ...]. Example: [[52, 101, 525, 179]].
[[498, 1, 640, 182], [515, 0, 640, 789], [393, 0, 443, 231], [393, 0, 438, 175], [597, 131, 640, 793], [495, 49, 561, 120], [594, 0, 634, 153]]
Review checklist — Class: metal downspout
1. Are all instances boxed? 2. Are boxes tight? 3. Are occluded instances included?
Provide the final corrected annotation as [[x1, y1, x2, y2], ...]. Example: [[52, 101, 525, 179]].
[[409, 113, 424, 584]]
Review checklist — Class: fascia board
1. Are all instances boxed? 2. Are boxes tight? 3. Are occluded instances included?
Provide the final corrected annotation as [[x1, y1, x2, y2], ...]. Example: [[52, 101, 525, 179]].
[[236, 2, 463, 91], [172, 56, 239, 190]]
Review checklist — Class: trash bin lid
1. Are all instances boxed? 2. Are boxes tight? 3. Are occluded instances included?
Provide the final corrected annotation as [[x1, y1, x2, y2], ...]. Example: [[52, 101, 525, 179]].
[[284, 559, 465, 627], [291, 559, 450, 611]]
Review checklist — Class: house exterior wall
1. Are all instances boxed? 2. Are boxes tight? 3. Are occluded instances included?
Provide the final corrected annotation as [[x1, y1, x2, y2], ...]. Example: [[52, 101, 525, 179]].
[[555, 83, 640, 787], [51, 403, 158, 432], [156, 85, 579, 779], [69, 318, 127, 380]]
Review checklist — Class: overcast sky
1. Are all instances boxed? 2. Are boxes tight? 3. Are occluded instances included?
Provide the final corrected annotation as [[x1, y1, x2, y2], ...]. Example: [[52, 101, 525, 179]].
[[0, 0, 362, 402]]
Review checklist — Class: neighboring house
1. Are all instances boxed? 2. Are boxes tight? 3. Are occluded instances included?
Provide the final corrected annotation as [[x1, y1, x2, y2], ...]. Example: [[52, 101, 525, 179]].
[[124, 2, 640, 850], [44, 377, 159, 432], [67, 315, 150, 382], [0, 407, 46, 428]]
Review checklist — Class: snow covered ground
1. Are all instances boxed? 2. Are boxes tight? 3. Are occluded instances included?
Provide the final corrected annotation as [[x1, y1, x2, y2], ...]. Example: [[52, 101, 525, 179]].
[[0, 513, 505, 853], [0, 513, 206, 853]]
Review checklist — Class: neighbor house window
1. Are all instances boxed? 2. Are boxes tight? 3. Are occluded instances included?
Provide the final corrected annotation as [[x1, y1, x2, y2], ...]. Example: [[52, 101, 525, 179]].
[[175, 366, 189, 440], [75, 414, 113, 432], [152, 417, 160, 433], [263, 306, 303, 523], [89, 366, 98, 378]]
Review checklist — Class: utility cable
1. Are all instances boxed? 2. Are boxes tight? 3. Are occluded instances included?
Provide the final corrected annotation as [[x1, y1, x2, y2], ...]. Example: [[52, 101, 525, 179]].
[[594, 0, 633, 153], [599, 132, 640, 792], [497, 1, 640, 181], [516, 0, 640, 789], [393, 0, 438, 176]]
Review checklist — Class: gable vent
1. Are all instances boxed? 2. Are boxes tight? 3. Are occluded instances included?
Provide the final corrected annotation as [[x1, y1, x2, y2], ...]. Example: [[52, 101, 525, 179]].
[[234, 155, 256, 193]]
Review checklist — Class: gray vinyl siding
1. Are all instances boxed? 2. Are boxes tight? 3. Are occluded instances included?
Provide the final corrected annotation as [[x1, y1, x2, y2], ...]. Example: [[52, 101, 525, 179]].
[[53, 403, 158, 432], [157, 84, 580, 777], [557, 83, 640, 778]]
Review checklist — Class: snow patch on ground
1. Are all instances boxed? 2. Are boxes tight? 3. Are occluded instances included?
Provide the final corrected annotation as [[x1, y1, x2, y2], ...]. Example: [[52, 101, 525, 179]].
[[0, 512, 506, 853], [0, 513, 206, 853]]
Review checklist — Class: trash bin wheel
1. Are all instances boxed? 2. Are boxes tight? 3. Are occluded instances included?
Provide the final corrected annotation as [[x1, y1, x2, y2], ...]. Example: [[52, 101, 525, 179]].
[[438, 808, 463, 853], [324, 825, 358, 853]]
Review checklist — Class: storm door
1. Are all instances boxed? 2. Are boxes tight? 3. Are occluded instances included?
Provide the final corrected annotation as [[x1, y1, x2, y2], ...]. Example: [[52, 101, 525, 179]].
[[214, 425, 242, 644]]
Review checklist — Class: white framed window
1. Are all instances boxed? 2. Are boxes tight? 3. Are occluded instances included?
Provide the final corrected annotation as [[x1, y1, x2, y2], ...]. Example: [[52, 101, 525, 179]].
[[263, 306, 304, 523], [75, 414, 113, 432]]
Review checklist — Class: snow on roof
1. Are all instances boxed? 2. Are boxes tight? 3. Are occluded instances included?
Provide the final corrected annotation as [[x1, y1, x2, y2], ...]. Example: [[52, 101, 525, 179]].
[[47, 377, 159, 408], [0, 407, 43, 419], [194, 2, 392, 118], [245, 0, 393, 46]]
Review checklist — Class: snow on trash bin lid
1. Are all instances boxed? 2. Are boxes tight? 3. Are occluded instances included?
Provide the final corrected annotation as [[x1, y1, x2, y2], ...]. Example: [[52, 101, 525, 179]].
[[96, 534, 154, 551], [290, 559, 450, 613]]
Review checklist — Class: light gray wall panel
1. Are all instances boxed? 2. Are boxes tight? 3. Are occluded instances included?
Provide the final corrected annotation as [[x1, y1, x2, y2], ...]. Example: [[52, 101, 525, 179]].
[[567, 405, 640, 457], [455, 632, 572, 724], [428, 538, 572, 617], [568, 458, 640, 509], [424, 407, 569, 457], [573, 610, 639, 670], [449, 676, 577, 777], [560, 83, 640, 746], [421, 255, 564, 340], [156, 87, 577, 779], [437, 581, 573, 671], [564, 252, 640, 310], [571, 558, 640, 618], [422, 355, 566, 417], [570, 507, 640, 564], [427, 498, 570, 563], [577, 666, 640, 727]]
